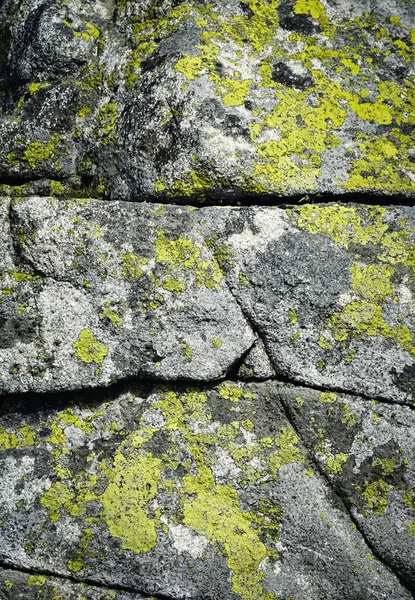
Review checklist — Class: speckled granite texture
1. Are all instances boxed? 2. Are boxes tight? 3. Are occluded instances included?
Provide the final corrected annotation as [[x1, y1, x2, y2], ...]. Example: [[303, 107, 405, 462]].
[[0, 1, 414, 599]]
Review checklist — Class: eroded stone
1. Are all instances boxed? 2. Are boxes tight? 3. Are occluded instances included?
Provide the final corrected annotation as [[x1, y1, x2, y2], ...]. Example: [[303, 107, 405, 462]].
[[0, 381, 411, 599]]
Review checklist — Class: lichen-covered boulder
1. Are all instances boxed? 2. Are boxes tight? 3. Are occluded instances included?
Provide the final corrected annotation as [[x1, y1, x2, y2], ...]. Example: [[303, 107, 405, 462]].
[[1, 2, 415, 599], [2, 198, 415, 404], [280, 384, 415, 589], [226, 203, 415, 404], [0, 381, 413, 599], [0, 0, 414, 201], [0, 197, 254, 392]]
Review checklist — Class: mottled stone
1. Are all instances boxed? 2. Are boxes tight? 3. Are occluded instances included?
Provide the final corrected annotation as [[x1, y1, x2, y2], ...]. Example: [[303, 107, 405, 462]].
[[280, 384, 415, 590], [0, 197, 254, 393], [2, 199, 415, 404], [0, 1, 414, 201], [0, 567, 142, 600], [0, 381, 412, 599]]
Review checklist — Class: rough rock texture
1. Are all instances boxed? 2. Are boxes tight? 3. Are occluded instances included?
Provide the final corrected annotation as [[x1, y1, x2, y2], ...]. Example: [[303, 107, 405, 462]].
[[0, 0, 414, 201], [0, 382, 414, 600], [1, 198, 415, 404], [1, 2, 415, 599]]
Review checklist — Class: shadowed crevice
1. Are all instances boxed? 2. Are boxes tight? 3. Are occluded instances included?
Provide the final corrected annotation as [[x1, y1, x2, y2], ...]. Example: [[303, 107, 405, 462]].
[[0, 559, 179, 600], [1, 191, 414, 207]]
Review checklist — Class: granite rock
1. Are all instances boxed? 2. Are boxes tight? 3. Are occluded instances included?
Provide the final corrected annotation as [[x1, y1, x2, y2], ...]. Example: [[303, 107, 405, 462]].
[[0, 381, 412, 599], [1, 199, 415, 404], [0, 0, 414, 201]]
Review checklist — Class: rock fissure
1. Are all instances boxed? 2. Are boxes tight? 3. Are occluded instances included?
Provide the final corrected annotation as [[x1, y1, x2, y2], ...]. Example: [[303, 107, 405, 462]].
[[0, 559, 178, 600], [278, 396, 415, 597]]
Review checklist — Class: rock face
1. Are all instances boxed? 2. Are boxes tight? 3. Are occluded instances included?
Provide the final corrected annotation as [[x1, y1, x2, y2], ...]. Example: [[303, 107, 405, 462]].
[[0, 0, 414, 201], [0, 2, 415, 600]]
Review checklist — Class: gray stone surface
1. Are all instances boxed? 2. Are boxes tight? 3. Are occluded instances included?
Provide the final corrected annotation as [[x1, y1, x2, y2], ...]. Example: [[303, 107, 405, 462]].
[[1, 2, 415, 599], [0, 0, 414, 201], [2, 199, 415, 405], [280, 384, 415, 589], [0, 567, 142, 600], [0, 381, 413, 599]]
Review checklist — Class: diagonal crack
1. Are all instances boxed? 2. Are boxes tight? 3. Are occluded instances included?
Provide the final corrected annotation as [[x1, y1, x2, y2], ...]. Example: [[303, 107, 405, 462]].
[[276, 393, 415, 598], [225, 275, 414, 408], [0, 559, 180, 600]]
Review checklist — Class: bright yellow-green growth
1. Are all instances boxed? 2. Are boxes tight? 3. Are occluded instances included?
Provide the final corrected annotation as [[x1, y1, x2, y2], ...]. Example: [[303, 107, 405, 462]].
[[326, 453, 348, 474], [162, 278, 186, 293], [100, 302, 123, 327], [97, 102, 117, 145], [101, 453, 162, 553], [50, 181, 65, 195], [119, 253, 149, 281], [73, 329, 108, 364], [319, 392, 337, 403], [360, 480, 391, 516], [28, 575, 46, 586], [22, 136, 61, 169]]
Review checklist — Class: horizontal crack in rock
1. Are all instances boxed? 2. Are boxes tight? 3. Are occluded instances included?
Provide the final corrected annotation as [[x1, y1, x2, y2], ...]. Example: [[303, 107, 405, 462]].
[[0, 559, 180, 600]]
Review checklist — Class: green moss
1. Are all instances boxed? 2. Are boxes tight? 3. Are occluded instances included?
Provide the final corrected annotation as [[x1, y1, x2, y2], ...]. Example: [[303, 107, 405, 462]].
[[162, 278, 186, 293], [288, 309, 297, 325], [28, 83, 49, 95], [4, 580, 13, 590], [77, 106, 91, 117], [68, 559, 83, 572], [211, 337, 222, 348], [318, 336, 333, 349], [170, 170, 213, 198], [41, 482, 75, 522], [340, 404, 358, 427], [155, 231, 199, 267], [182, 465, 269, 600], [407, 521, 415, 536], [155, 178, 167, 193], [373, 457, 398, 475], [101, 452, 162, 553], [267, 426, 304, 476], [0, 424, 36, 452], [10, 270, 33, 282], [73, 329, 108, 364], [155, 230, 224, 290], [27, 575, 46, 586], [180, 342, 193, 360], [100, 302, 123, 327], [50, 181, 65, 196], [350, 262, 396, 302], [62, 19, 100, 42], [97, 102, 117, 145], [22, 136, 61, 169], [319, 392, 337, 403], [218, 383, 244, 402], [295, 205, 415, 359]]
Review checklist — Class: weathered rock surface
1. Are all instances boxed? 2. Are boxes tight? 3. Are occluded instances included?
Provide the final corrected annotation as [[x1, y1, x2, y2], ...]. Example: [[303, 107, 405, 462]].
[[1, 198, 415, 404], [0, 381, 413, 599], [0, 567, 141, 600], [1, 2, 415, 599], [0, 0, 414, 201]]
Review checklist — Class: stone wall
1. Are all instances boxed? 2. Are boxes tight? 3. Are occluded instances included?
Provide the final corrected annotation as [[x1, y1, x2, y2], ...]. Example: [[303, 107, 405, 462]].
[[0, 1, 414, 599]]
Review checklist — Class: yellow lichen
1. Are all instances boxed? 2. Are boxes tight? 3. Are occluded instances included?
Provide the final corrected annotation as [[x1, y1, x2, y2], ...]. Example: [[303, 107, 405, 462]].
[[73, 329, 108, 364]]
